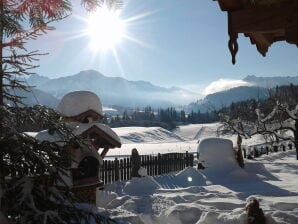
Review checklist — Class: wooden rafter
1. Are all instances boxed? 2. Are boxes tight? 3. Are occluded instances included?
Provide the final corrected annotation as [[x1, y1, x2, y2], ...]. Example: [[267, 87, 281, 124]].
[[214, 0, 298, 63]]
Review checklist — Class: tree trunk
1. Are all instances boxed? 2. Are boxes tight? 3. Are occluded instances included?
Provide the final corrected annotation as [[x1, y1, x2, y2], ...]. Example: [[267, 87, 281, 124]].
[[237, 134, 244, 168], [295, 120, 298, 160], [0, 0, 3, 106]]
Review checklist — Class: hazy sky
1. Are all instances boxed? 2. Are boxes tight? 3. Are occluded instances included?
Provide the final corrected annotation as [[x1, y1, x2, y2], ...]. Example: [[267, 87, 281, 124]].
[[29, 0, 298, 93]]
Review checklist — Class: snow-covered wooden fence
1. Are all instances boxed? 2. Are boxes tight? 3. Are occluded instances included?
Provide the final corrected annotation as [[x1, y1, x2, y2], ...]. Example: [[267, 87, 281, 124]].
[[101, 152, 194, 185], [243, 141, 294, 159]]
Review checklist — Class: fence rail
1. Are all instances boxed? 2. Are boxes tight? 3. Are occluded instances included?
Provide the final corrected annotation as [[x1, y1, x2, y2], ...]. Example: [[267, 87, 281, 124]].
[[101, 152, 194, 185]]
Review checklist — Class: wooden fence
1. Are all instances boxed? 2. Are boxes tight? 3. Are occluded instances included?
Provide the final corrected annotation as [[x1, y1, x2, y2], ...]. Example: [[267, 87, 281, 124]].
[[101, 152, 194, 184]]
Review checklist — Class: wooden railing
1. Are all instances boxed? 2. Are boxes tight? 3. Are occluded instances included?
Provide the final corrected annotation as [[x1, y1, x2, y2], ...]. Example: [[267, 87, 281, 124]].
[[101, 152, 194, 184]]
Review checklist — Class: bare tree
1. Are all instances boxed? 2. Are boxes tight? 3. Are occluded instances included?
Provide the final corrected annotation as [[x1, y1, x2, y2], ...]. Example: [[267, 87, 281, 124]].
[[219, 85, 298, 160], [255, 101, 298, 159]]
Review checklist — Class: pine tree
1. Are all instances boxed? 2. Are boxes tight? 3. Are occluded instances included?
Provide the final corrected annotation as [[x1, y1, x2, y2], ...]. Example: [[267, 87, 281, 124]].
[[0, 1, 121, 223]]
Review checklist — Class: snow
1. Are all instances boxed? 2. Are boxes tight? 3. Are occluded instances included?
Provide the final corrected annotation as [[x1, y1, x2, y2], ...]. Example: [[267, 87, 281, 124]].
[[197, 138, 239, 173], [72, 122, 121, 146], [113, 126, 186, 144], [24, 122, 121, 147], [95, 124, 298, 224], [97, 151, 298, 224], [138, 167, 148, 177], [123, 177, 161, 196], [174, 167, 207, 187], [108, 123, 268, 157], [57, 91, 103, 117], [24, 130, 65, 146]]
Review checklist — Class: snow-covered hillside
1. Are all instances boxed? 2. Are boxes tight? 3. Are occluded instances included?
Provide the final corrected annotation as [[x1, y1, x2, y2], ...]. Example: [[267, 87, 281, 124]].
[[109, 123, 267, 157]]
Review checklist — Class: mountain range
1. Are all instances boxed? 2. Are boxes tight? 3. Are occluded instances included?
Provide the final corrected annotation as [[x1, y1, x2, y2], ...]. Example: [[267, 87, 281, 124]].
[[187, 75, 298, 112], [25, 70, 201, 108], [244, 75, 298, 88], [13, 71, 298, 111], [187, 86, 269, 113]]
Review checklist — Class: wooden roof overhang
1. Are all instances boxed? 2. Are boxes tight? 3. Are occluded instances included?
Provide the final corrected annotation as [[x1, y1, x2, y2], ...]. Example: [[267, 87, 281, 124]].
[[79, 125, 121, 149], [214, 0, 298, 64]]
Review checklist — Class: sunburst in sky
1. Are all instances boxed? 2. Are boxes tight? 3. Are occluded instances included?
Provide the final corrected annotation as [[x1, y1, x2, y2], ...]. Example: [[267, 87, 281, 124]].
[[87, 5, 126, 51], [62, 2, 157, 79], [31, 0, 298, 93]]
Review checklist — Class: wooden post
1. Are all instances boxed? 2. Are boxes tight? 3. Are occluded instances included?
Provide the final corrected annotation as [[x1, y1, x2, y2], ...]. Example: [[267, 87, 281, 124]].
[[123, 158, 127, 180], [127, 157, 131, 179], [120, 159, 124, 181], [154, 156, 158, 175], [190, 154, 194, 167], [148, 155, 153, 176], [186, 151, 189, 167], [131, 148, 141, 178], [104, 160, 108, 184], [237, 134, 244, 168], [101, 147, 109, 159], [111, 160, 115, 182], [243, 148, 247, 158], [158, 153, 161, 175], [108, 161, 112, 184], [115, 158, 119, 181]]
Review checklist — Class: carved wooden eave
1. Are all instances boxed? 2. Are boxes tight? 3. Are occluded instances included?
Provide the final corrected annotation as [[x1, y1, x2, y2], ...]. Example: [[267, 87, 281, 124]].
[[214, 0, 298, 64], [80, 125, 122, 149]]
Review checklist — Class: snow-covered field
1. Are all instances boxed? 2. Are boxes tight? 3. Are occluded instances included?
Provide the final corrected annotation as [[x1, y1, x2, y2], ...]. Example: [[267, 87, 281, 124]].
[[95, 124, 298, 224], [108, 123, 267, 157]]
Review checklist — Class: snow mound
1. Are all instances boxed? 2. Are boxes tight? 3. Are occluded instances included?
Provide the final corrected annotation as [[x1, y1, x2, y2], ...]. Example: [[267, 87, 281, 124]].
[[124, 176, 161, 196], [57, 91, 103, 117], [197, 137, 239, 174], [175, 167, 207, 187], [197, 210, 247, 224], [96, 190, 118, 208], [138, 167, 148, 177]]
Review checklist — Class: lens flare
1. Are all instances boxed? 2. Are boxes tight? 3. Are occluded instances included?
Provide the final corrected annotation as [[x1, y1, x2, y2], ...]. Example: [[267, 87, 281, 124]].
[[87, 6, 126, 51]]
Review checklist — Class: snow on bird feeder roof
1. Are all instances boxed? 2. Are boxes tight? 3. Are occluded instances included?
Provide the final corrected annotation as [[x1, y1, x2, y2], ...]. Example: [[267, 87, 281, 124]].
[[25, 122, 121, 148], [73, 122, 121, 148], [57, 91, 103, 118], [26, 91, 121, 149]]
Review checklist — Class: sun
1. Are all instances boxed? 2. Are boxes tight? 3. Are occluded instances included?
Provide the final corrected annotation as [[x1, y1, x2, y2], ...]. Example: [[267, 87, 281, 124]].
[[87, 6, 125, 51]]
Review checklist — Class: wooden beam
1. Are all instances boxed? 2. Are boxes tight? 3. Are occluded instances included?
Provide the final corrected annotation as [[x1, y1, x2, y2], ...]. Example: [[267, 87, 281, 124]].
[[245, 33, 272, 56], [101, 148, 109, 158], [216, 0, 243, 11], [229, 6, 290, 33], [81, 125, 121, 148]]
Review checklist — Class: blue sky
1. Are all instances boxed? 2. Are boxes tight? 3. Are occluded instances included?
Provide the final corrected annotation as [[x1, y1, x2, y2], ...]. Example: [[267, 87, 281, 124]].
[[29, 0, 298, 93]]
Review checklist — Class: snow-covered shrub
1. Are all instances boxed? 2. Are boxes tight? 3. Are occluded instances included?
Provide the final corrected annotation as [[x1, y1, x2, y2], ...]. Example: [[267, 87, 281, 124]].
[[197, 137, 239, 173]]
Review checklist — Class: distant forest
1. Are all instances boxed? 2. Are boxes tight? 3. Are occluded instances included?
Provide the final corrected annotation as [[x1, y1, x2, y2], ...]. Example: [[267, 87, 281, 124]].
[[105, 106, 219, 130], [105, 84, 298, 130]]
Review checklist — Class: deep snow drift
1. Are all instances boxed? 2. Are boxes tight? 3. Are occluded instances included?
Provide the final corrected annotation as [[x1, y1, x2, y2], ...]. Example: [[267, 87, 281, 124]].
[[97, 124, 298, 224], [97, 151, 298, 224]]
